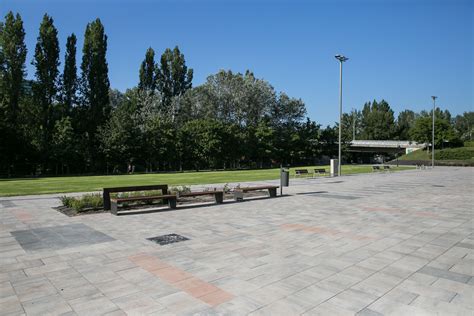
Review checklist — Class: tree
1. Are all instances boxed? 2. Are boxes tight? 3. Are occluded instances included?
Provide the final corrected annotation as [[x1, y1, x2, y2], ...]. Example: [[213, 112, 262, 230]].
[[79, 18, 110, 170], [138, 47, 156, 93], [98, 105, 140, 173], [341, 109, 362, 141], [360, 99, 396, 140], [396, 109, 416, 140], [0, 11, 27, 174], [410, 114, 460, 148], [61, 33, 77, 116], [32, 14, 60, 169], [51, 117, 75, 174], [156, 46, 193, 110], [453, 112, 474, 141], [0, 12, 27, 125]]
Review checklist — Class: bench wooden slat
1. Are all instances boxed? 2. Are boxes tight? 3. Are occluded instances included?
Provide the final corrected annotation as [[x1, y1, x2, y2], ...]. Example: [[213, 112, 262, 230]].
[[179, 191, 223, 197], [111, 194, 177, 215], [112, 194, 176, 203], [236, 185, 279, 192]]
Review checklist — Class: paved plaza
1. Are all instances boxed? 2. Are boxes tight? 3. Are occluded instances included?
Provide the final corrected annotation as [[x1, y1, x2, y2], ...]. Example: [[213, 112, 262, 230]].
[[0, 167, 473, 315]]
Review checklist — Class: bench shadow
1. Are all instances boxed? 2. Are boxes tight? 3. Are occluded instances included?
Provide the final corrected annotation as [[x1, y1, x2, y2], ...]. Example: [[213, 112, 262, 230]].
[[296, 191, 329, 195], [115, 194, 292, 216]]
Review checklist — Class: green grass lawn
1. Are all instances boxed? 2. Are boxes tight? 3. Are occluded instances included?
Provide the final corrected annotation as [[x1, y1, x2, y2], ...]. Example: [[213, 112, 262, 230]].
[[0, 165, 412, 197]]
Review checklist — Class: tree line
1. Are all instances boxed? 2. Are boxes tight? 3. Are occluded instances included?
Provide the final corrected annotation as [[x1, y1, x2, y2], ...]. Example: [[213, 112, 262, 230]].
[[1, 12, 472, 176]]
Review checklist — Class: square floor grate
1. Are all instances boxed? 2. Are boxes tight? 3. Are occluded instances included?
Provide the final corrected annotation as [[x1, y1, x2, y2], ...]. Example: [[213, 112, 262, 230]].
[[147, 234, 189, 245]]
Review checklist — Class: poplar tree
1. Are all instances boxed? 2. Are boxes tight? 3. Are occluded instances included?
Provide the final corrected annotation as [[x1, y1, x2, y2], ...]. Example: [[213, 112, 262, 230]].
[[0, 11, 27, 126], [80, 19, 110, 130], [79, 18, 110, 168], [156, 46, 193, 108], [61, 33, 77, 115], [138, 47, 156, 92], [0, 11, 27, 174], [32, 13, 60, 167]]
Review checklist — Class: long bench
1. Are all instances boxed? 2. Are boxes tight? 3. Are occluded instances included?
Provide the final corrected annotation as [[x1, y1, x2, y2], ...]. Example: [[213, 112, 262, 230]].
[[103, 184, 168, 210], [111, 194, 177, 215], [314, 168, 327, 176], [178, 191, 224, 204], [295, 169, 313, 177], [233, 185, 279, 200]]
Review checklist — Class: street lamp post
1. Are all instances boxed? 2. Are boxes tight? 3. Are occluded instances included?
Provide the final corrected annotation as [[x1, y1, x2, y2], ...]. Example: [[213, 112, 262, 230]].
[[335, 54, 348, 176], [431, 96, 437, 168]]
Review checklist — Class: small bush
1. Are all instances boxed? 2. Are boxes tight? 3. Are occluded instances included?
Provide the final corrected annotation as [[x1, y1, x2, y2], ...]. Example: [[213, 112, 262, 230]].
[[169, 185, 191, 195], [59, 195, 75, 208], [435, 147, 474, 161], [59, 193, 103, 212]]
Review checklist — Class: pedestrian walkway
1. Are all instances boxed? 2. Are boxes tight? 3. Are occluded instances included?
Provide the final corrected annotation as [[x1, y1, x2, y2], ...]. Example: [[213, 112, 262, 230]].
[[0, 167, 473, 315]]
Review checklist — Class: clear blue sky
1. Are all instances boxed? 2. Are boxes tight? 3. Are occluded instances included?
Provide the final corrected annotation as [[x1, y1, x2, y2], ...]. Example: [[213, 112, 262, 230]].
[[2, 0, 472, 125]]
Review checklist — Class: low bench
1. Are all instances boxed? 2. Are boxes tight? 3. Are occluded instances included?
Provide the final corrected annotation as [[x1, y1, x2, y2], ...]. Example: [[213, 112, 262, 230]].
[[383, 165, 391, 171], [372, 165, 381, 171], [234, 185, 279, 200], [178, 191, 224, 204], [110, 194, 177, 215], [103, 184, 169, 210], [314, 168, 327, 176], [295, 169, 313, 177]]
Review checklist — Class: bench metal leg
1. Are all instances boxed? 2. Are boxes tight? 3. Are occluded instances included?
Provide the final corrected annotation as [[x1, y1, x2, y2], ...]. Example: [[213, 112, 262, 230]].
[[103, 190, 111, 210], [169, 198, 177, 209], [268, 188, 277, 197], [111, 201, 118, 215], [215, 192, 224, 204]]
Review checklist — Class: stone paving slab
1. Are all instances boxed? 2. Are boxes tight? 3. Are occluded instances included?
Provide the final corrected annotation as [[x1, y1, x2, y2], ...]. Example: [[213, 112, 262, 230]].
[[0, 167, 472, 315]]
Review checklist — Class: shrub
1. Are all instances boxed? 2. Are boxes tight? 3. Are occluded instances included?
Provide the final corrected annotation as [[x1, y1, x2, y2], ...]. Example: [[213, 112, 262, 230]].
[[435, 147, 474, 161], [169, 185, 191, 195], [59, 195, 75, 208], [59, 193, 103, 212], [464, 141, 474, 148]]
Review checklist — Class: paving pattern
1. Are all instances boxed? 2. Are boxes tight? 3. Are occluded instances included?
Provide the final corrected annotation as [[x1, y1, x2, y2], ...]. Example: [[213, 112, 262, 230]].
[[0, 167, 473, 315]]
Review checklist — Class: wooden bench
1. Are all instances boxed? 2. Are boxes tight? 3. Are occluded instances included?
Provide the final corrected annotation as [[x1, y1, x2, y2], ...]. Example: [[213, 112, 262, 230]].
[[234, 185, 279, 200], [110, 194, 177, 215], [314, 168, 327, 176], [103, 184, 168, 210], [295, 169, 313, 177], [178, 191, 224, 204]]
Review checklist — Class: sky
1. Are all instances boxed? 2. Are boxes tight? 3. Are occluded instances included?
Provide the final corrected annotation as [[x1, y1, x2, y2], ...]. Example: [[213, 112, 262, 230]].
[[1, 0, 472, 126]]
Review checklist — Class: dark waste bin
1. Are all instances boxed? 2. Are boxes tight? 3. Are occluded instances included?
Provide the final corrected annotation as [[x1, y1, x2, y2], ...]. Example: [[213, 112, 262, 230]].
[[280, 168, 289, 195]]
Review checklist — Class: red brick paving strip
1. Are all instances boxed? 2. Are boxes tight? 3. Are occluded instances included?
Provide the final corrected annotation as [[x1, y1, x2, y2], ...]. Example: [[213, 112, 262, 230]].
[[129, 253, 234, 306], [12, 210, 33, 222]]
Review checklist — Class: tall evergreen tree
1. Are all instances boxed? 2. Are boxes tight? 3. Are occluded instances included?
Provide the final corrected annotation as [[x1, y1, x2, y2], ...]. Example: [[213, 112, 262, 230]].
[[61, 33, 77, 115], [32, 13, 60, 168], [138, 47, 156, 92], [360, 99, 396, 140], [0, 11, 27, 174], [79, 18, 110, 169], [396, 109, 416, 140], [0, 12, 27, 126], [156, 46, 193, 108]]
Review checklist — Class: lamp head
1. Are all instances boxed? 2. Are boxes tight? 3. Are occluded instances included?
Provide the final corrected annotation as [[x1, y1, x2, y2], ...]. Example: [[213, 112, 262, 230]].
[[335, 54, 349, 62]]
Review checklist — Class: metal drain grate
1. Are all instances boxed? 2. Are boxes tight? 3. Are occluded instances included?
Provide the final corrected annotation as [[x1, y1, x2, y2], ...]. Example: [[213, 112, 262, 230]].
[[147, 234, 189, 245]]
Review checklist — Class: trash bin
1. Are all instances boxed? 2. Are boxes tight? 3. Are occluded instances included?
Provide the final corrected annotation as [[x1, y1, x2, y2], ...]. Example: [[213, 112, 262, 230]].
[[280, 167, 289, 195], [330, 159, 339, 177], [280, 168, 289, 187]]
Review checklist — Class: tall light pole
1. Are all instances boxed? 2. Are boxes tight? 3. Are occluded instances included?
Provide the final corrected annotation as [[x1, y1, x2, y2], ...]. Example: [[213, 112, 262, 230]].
[[335, 54, 348, 176], [431, 96, 437, 168]]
